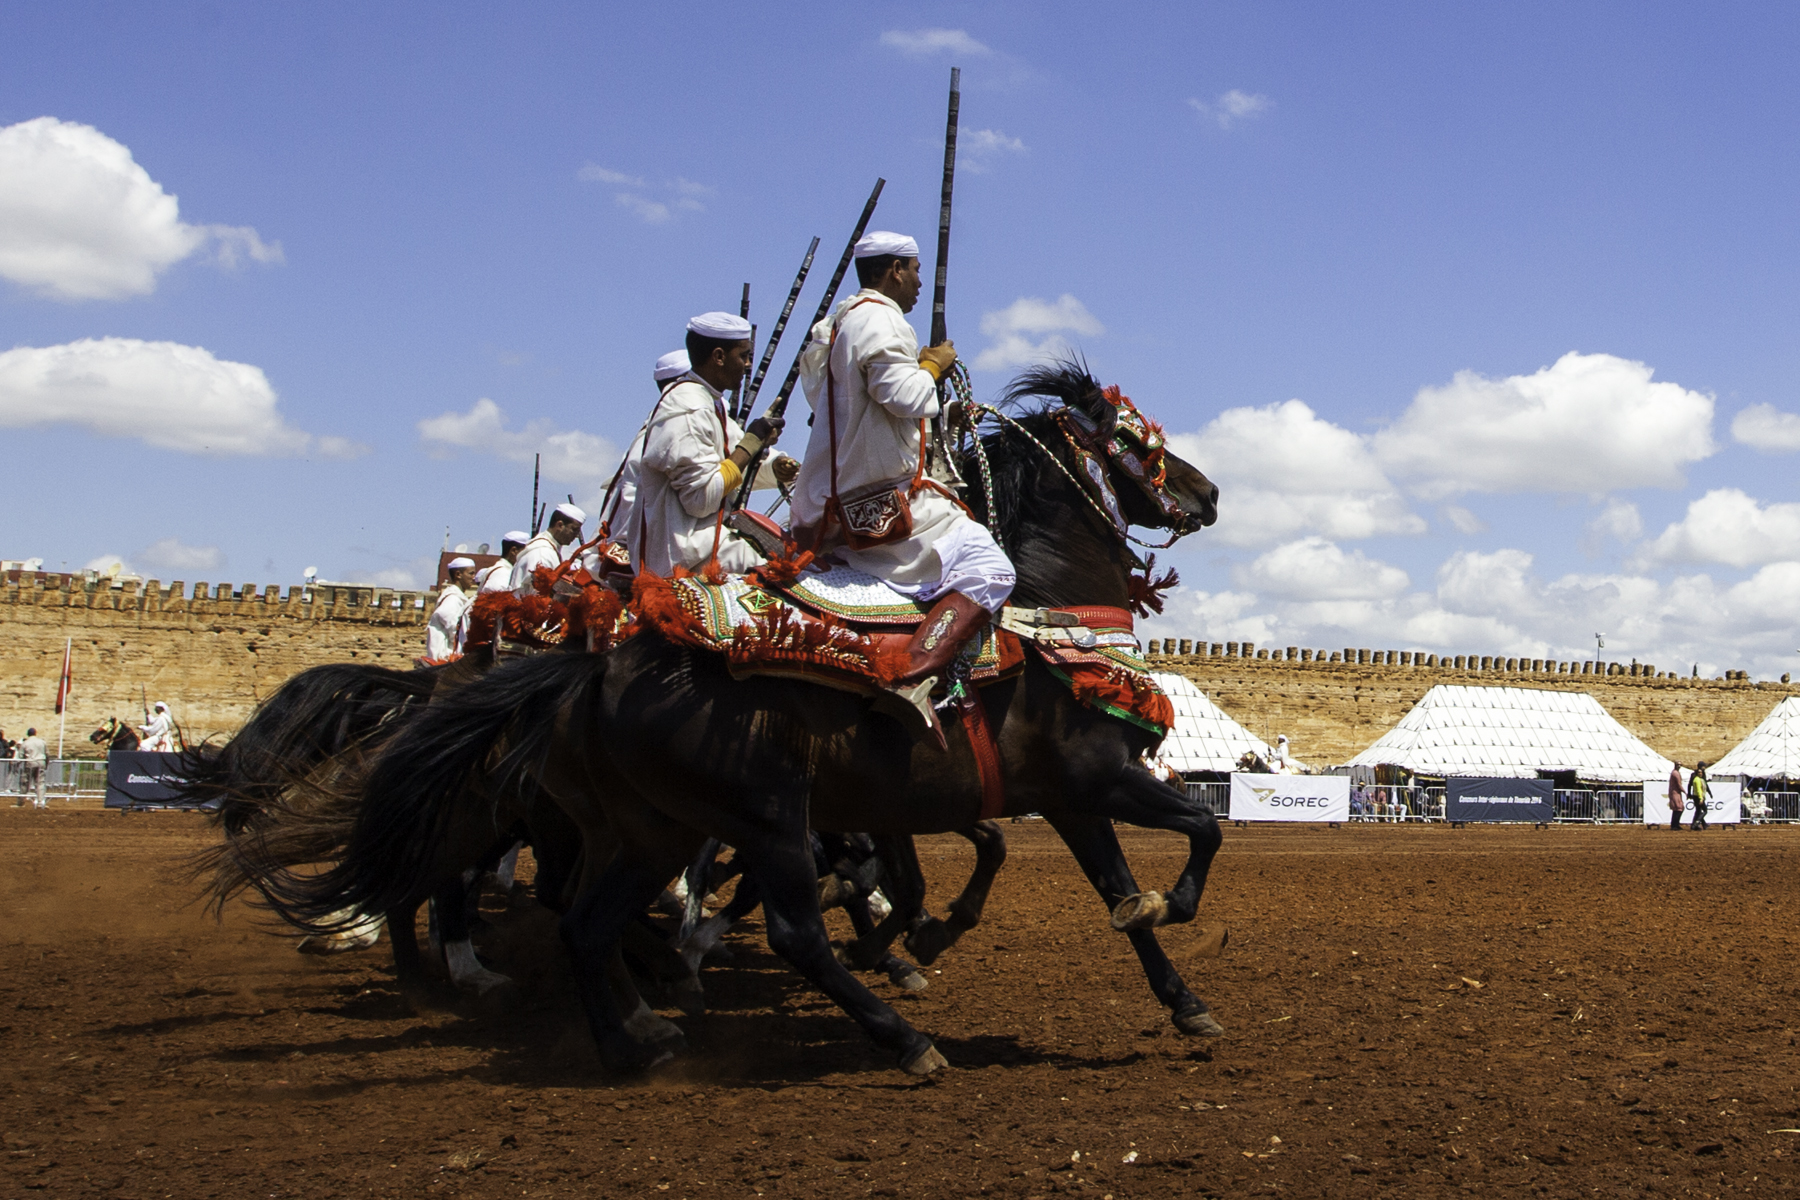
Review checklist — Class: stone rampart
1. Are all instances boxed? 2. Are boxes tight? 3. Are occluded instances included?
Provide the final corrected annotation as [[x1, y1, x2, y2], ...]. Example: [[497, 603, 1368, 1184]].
[[1147, 642, 1798, 769], [0, 573, 428, 753], [2, 571, 1791, 768]]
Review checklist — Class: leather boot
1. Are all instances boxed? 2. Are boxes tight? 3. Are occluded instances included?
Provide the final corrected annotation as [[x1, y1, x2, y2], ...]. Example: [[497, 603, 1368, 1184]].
[[873, 592, 990, 749]]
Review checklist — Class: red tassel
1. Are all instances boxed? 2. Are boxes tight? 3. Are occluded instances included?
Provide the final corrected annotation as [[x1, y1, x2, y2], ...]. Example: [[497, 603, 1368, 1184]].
[[1128, 553, 1180, 618]]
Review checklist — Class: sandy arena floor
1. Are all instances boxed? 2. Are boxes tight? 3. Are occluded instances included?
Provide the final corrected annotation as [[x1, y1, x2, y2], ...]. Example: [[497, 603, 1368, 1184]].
[[2, 809, 1797, 1198]]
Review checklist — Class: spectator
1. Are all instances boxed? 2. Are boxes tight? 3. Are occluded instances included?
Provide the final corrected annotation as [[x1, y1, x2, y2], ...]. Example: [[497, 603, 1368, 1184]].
[[18, 728, 47, 810], [1667, 762, 1685, 831], [1688, 762, 1711, 832]]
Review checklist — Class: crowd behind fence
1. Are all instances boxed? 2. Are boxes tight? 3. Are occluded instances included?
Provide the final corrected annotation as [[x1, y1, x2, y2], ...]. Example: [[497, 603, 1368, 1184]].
[[1185, 780, 1800, 825]]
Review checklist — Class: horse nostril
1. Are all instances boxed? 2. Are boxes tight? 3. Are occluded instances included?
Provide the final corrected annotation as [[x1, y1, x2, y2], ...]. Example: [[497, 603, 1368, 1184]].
[[1208, 485, 1220, 505]]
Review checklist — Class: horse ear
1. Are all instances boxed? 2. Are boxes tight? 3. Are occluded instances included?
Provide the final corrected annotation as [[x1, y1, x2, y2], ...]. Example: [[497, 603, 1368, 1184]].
[[1086, 385, 1119, 437]]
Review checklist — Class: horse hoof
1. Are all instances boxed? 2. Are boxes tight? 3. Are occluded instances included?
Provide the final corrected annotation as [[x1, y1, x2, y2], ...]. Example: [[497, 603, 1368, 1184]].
[[671, 978, 707, 1018], [903, 918, 955, 966], [1173, 1003, 1226, 1037], [600, 1033, 679, 1075], [1111, 891, 1168, 931], [902, 1043, 949, 1076], [890, 967, 929, 993]]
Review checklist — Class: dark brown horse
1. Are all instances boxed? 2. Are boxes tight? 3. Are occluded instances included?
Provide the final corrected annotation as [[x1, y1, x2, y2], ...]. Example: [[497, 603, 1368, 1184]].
[[259, 362, 1224, 1076]]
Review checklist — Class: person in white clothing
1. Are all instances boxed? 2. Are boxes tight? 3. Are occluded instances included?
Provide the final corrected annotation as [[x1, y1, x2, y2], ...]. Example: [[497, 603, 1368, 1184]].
[[476, 532, 530, 595], [792, 231, 1016, 737], [627, 313, 798, 576], [426, 557, 477, 660], [510, 504, 585, 596], [138, 701, 177, 753]]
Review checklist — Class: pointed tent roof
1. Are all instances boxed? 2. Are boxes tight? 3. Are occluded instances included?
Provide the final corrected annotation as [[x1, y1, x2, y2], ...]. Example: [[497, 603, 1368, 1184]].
[[1151, 673, 1304, 772], [1710, 696, 1800, 780], [1346, 684, 1672, 782]]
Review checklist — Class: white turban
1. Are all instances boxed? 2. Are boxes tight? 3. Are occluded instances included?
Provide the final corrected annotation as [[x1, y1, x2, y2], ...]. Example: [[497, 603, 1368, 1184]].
[[853, 231, 919, 259], [553, 502, 587, 525], [501, 530, 530, 546], [153, 701, 168, 712], [446, 556, 476, 570], [686, 312, 752, 340], [654, 349, 690, 381]]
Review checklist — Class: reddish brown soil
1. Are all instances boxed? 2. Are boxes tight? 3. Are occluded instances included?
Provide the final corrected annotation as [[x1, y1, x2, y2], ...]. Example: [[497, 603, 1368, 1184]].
[[3, 810, 1798, 1199]]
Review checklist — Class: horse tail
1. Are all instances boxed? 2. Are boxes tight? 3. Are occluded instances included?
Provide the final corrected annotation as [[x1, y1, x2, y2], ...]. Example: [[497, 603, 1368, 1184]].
[[185, 663, 441, 912], [248, 650, 607, 934]]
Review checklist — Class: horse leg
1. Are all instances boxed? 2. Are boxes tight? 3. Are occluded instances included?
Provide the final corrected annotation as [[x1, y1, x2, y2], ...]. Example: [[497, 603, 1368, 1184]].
[[1045, 810, 1225, 1038], [384, 901, 444, 1009], [842, 889, 927, 992], [1085, 767, 1224, 933], [903, 819, 1008, 966], [431, 866, 518, 1005], [678, 837, 723, 941], [674, 870, 764, 977], [747, 832, 945, 1074], [837, 834, 926, 971]]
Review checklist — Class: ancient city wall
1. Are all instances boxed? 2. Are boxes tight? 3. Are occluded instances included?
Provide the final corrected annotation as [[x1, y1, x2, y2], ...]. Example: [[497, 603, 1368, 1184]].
[[0, 573, 429, 752], [1, 572, 1791, 767], [1146, 639, 1798, 769]]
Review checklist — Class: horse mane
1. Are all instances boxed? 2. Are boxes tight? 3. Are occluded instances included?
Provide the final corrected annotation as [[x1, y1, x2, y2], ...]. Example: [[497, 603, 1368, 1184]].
[[964, 358, 1109, 554]]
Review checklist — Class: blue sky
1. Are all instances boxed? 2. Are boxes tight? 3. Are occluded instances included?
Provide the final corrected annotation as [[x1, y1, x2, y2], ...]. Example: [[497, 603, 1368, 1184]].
[[3, 2, 1798, 676]]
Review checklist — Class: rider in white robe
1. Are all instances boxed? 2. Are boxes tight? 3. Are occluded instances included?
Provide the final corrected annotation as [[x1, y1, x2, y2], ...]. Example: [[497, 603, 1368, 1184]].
[[510, 505, 584, 597], [426, 558, 476, 659], [627, 314, 796, 576], [139, 702, 176, 753], [477, 532, 529, 595]]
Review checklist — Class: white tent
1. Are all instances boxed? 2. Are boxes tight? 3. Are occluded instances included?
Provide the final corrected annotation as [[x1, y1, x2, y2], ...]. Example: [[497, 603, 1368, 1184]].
[[1346, 684, 1672, 782], [1710, 696, 1800, 780], [1151, 673, 1304, 772]]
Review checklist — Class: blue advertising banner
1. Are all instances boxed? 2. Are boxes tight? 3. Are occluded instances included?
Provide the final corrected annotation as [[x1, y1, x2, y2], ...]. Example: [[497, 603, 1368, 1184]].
[[1445, 777, 1554, 823], [105, 750, 203, 809]]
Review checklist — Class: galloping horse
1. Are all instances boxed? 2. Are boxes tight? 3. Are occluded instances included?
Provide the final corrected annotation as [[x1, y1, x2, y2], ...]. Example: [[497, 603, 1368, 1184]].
[[258, 362, 1224, 1075], [89, 718, 140, 753]]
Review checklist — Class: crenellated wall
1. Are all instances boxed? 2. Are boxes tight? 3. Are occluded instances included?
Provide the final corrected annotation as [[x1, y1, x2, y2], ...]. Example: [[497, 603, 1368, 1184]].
[[0, 572, 429, 752], [2, 570, 1790, 766], [1147, 643, 1798, 769]]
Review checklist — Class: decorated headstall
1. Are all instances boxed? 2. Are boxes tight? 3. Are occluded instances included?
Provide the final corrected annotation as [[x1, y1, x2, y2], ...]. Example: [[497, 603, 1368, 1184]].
[[1055, 385, 1186, 538]]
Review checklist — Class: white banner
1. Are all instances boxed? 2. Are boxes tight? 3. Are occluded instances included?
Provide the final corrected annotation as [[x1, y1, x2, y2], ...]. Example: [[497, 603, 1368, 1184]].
[[1643, 776, 1740, 826], [1229, 773, 1350, 822]]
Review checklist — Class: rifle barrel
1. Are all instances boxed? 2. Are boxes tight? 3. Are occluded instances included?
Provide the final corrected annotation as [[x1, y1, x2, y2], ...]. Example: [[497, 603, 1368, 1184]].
[[930, 66, 960, 348], [731, 179, 885, 509], [741, 236, 821, 417]]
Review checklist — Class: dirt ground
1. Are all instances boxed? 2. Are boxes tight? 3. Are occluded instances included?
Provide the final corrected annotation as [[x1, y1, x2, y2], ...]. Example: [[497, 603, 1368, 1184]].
[[3, 810, 1797, 1199]]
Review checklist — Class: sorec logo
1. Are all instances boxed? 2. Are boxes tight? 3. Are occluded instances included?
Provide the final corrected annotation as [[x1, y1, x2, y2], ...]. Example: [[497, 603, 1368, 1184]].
[[1249, 786, 1332, 808]]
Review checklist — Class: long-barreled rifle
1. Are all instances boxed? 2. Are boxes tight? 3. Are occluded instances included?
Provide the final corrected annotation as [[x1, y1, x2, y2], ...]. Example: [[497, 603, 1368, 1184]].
[[732, 178, 886, 511], [733, 236, 820, 425], [728, 283, 751, 416], [928, 67, 964, 485]]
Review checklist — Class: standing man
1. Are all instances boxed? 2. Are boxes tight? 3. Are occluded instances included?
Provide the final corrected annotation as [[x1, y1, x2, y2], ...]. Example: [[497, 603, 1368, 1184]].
[[138, 701, 176, 752], [628, 315, 797, 575], [1688, 761, 1711, 831], [792, 232, 1016, 736], [427, 557, 477, 660], [477, 532, 530, 595], [18, 728, 47, 809], [510, 504, 585, 596], [1667, 761, 1685, 831]]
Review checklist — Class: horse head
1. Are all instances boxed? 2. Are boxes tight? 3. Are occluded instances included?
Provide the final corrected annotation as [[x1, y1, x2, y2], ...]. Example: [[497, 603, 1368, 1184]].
[[1001, 361, 1218, 537], [88, 719, 114, 745]]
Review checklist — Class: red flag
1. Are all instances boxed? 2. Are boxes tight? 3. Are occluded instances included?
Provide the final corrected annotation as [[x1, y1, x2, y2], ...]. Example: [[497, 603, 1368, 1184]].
[[54, 640, 72, 715]]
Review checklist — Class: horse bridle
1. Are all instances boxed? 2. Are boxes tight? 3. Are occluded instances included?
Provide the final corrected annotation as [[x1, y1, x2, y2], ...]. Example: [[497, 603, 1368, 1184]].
[[955, 372, 1200, 551]]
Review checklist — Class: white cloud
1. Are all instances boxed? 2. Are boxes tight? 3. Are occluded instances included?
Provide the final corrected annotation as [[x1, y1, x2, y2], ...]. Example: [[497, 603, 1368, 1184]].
[[1442, 505, 1487, 535], [879, 28, 991, 57], [137, 537, 224, 574], [1633, 488, 1800, 569], [1731, 403, 1800, 452], [960, 127, 1026, 173], [578, 164, 711, 224], [973, 294, 1104, 371], [1188, 90, 1271, 130], [1583, 498, 1643, 554], [1373, 352, 1716, 500], [1235, 538, 1410, 601], [1169, 399, 1427, 548], [0, 338, 363, 458], [0, 117, 281, 301], [419, 398, 618, 506]]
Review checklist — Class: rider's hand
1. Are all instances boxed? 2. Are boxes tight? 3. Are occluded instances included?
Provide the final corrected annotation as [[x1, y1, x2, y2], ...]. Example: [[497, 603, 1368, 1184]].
[[772, 455, 800, 484], [918, 341, 957, 380], [747, 415, 784, 444]]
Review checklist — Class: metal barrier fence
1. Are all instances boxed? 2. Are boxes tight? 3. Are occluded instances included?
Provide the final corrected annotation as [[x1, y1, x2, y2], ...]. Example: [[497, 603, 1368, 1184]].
[[1552, 788, 1644, 824], [1183, 780, 1800, 826], [0, 759, 108, 800], [1745, 791, 1800, 823]]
